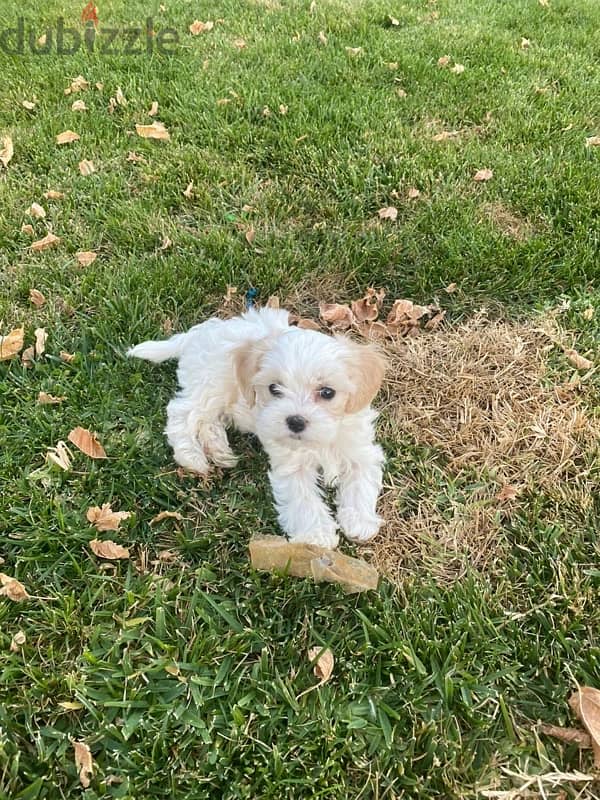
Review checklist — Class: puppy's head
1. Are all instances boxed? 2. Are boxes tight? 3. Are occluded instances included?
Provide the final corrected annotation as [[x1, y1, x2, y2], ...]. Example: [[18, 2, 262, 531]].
[[235, 328, 386, 448]]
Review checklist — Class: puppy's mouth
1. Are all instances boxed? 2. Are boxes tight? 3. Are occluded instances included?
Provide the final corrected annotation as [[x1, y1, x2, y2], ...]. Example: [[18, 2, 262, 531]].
[[289, 433, 303, 441]]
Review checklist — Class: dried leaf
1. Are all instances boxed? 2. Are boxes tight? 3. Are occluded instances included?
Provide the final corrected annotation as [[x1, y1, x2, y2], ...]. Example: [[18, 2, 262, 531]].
[[0, 327, 24, 361], [223, 286, 238, 306], [0, 573, 30, 602], [68, 427, 107, 459], [135, 122, 170, 141], [582, 307, 595, 321], [115, 87, 127, 107], [56, 130, 80, 145], [60, 351, 75, 363], [565, 349, 593, 370], [78, 159, 96, 176], [444, 282, 458, 293], [319, 303, 354, 329], [127, 151, 146, 163], [76, 251, 97, 267], [21, 346, 34, 367], [159, 236, 172, 250], [29, 289, 46, 307], [38, 392, 65, 405], [233, 38, 247, 49], [387, 299, 429, 327], [451, 63, 465, 74], [351, 293, 380, 323], [345, 47, 363, 56], [245, 226, 256, 245], [59, 701, 84, 710], [189, 19, 214, 34], [437, 55, 450, 67], [307, 646, 334, 683], [407, 187, 420, 199], [10, 630, 26, 651], [378, 206, 398, 221], [22, 100, 36, 110], [389, 15, 400, 25], [150, 510, 184, 524], [496, 484, 520, 501], [45, 190, 64, 200], [0, 136, 14, 168], [34, 327, 47, 357], [71, 100, 87, 111], [183, 181, 194, 198], [148, 101, 159, 117], [87, 503, 131, 532], [46, 441, 72, 470], [318, 31, 328, 45], [474, 168, 493, 182], [521, 37, 531, 49], [585, 136, 600, 148], [73, 741, 93, 788], [424, 310, 447, 330], [27, 202, 46, 219], [31, 232, 61, 251], [66, 75, 89, 94], [266, 295, 280, 309], [569, 687, 600, 766], [21, 224, 35, 236], [279, 104, 288, 115], [296, 318, 321, 331], [432, 130, 460, 142], [539, 723, 591, 749], [89, 539, 130, 560]]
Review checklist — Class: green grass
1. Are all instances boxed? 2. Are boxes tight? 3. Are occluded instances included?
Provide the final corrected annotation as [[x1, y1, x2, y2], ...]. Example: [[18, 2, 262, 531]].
[[1, 0, 600, 797]]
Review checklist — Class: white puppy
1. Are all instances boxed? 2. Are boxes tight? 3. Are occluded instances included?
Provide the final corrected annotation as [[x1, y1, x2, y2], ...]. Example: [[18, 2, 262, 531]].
[[128, 307, 386, 549]]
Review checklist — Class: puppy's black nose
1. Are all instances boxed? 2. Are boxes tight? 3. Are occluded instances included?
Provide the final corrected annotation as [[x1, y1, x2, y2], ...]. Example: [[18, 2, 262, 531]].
[[286, 415, 307, 434]]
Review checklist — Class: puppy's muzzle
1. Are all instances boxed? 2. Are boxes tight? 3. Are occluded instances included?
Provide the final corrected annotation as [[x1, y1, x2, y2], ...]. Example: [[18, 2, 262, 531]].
[[286, 415, 307, 434]]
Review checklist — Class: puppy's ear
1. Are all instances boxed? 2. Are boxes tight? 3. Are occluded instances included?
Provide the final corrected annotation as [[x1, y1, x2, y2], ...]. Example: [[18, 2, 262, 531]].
[[233, 339, 269, 407], [341, 338, 387, 414]]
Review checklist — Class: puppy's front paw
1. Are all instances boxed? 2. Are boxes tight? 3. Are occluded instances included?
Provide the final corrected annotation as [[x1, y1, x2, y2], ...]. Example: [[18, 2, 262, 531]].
[[287, 527, 339, 550], [338, 508, 382, 543]]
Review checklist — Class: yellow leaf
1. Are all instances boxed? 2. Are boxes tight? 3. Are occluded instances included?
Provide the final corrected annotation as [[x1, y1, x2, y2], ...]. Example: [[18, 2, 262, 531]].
[[183, 181, 194, 198], [150, 510, 184, 524], [135, 122, 170, 141], [451, 63, 465, 74], [31, 232, 61, 251], [189, 19, 214, 34], [89, 538, 131, 560], [87, 503, 131, 532], [582, 307, 594, 321], [58, 701, 84, 710], [345, 46, 363, 56], [68, 427, 107, 459], [0, 135, 14, 168], [0, 327, 24, 361], [115, 87, 127, 107], [0, 573, 30, 602], [318, 31, 328, 45], [56, 130, 80, 145], [73, 741, 93, 788], [44, 190, 65, 200], [76, 251, 97, 267]]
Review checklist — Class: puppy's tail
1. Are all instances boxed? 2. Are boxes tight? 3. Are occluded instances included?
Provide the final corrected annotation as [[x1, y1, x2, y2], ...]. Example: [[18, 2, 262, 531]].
[[127, 332, 187, 363]]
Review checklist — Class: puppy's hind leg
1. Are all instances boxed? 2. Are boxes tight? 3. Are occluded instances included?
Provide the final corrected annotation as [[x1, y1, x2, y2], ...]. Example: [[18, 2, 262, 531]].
[[165, 394, 210, 475], [199, 421, 238, 469]]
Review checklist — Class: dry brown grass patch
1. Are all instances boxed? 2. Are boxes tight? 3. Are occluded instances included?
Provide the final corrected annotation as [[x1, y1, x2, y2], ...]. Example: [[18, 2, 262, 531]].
[[482, 202, 537, 241]]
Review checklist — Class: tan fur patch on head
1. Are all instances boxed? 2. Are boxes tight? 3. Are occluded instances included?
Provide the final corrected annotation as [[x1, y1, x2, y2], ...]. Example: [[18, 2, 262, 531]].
[[233, 339, 271, 406], [339, 338, 387, 414]]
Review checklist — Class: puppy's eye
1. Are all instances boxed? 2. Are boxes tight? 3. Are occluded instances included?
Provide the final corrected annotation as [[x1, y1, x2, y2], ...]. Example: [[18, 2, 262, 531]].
[[269, 383, 283, 397], [319, 387, 336, 400]]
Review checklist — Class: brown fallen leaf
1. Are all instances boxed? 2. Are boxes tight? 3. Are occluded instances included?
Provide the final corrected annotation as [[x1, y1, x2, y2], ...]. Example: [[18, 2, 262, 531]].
[[71, 100, 87, 112], [496, 484, 520, 502], [65, 75, 89, 94], [266, 295, 280, 309], [76, 251, 97, 267], [216, 98, 231, 106], [0, 573, 30, 602], [34, 327, 47, 357], [356, 320, 391, 340], [10, 630, 26, 652], [407, 187, 420, 199], [73, 741, 93, 788], [45, 190, 64, 200], [245, 226, 256, 245], [29, 289, 46, 307], [387, 299, 430, 327], [319, 303, 354, 329], [189, 19, 214, 34], [46, 441, 72, 470], [60, 351, 75, 363], [444, 282, 458, 293], [585, 136, 600, 147], [31, 232, 61, 252], [21, 346, 34, 367], [21, 224, 35, 236], [0, 135, 14, 168], [351, 290, 382, 323], [565, 349, 593, 370], [22, 100, 36, 110], [538, 723, 591, 749], [68, 427, 107, 459], [127, 151, 146, 163], [569, 687, 600, 766], [87, 503, 131, 532], [474, 168, 493, 182], [78, 159, 95, 176], [0, 327, 24, 361], [27, 202, 46, 219], [89, 539, 130, 560], [56, 130, 80, 145], [296, 318, 321, 331], [183, 181, 194, 198], [38, 392, 66, 405], [451, 63, 465, 74], [424, 310, 447, 330], [223, 286, 238, 306], [135, 122, 170, 141], [37, 33, 47, 46], [378, 206, 398, 221], [150, 510, 184, 524], [437, 55, 451, 67], [148, 101, 159, 117], [233, 38, 247, 49], [308, 646, 334, 683], [115, 87, 127, 107]]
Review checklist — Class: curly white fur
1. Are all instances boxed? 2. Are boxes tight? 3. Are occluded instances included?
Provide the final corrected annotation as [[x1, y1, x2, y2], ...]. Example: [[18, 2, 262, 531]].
[[128, 307, 386, 549]]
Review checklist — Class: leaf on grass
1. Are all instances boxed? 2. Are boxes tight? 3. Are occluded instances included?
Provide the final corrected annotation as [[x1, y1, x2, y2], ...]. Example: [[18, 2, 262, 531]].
[[0, 574, 30, 602], [585, 136, 600, 148], [233, 38, 247, 49], [538, 723, 591, 749], [0, 136, 14, 168], [245, 226, 256, 245], [223, 286, 238, 306], [150, 510, 184, 524], [78, 159, 95, 175], [0, 327, 24, 361], [89, 538, 130, 560], [444, 282, 458, 293], [279, 104, 288, 115], [29, 289, 46, 307], [582, 307, 595, 321], [34, 327, 47, 357], [183, 181, 194, 199], [21, 224, 35, 236], [319, 303, 354, 329], [60, 351, 75, 363], [27, 202, 46, 219], [71, 100, 87, 112], [437, 55, 451, 67], [126, 151, 146, 163], [432, 130, 460, 142], [46, 441, 72, 470], [65, 76, 89, 95], [87, 503, 131, 532], [68, 427, 107, 459], [474, 168, 493, 182], [451, 63, 465, 74], [38, 392, 65, 405], [45, 190, 64, 200], [569, 687, 600, 766], [351, 288, 385, 323], [10, 630, 26, 651], [308, 646, 334, 683], [148, 101, 159, 117], [424, 310, 447, 330], [378, 206, 398, 221], [135, 122, 170, 141], [73, 741, 93, 788], [22, 100, 36, 110], [56, 130, 80, 145], [387, 299, 430, 327], [58, 701, 84, 710], [189, 19, 214, 34], [76, 251, 97, 267], [266, 295, 280, 309], [565, 349, 593, 370], [318, 31, 328, 45], [496, 484, 520, 501], [31, 232, 61, 251], [345, 47, 363, 56], [115, 87, 127, 107], [407, 187, 420, 199], [21, 346, 34, 367], [521, 37, 531, 49]]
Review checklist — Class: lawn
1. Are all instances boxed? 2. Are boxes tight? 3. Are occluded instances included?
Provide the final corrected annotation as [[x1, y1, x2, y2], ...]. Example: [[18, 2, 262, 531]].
[[1, 0, 600, 797]]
